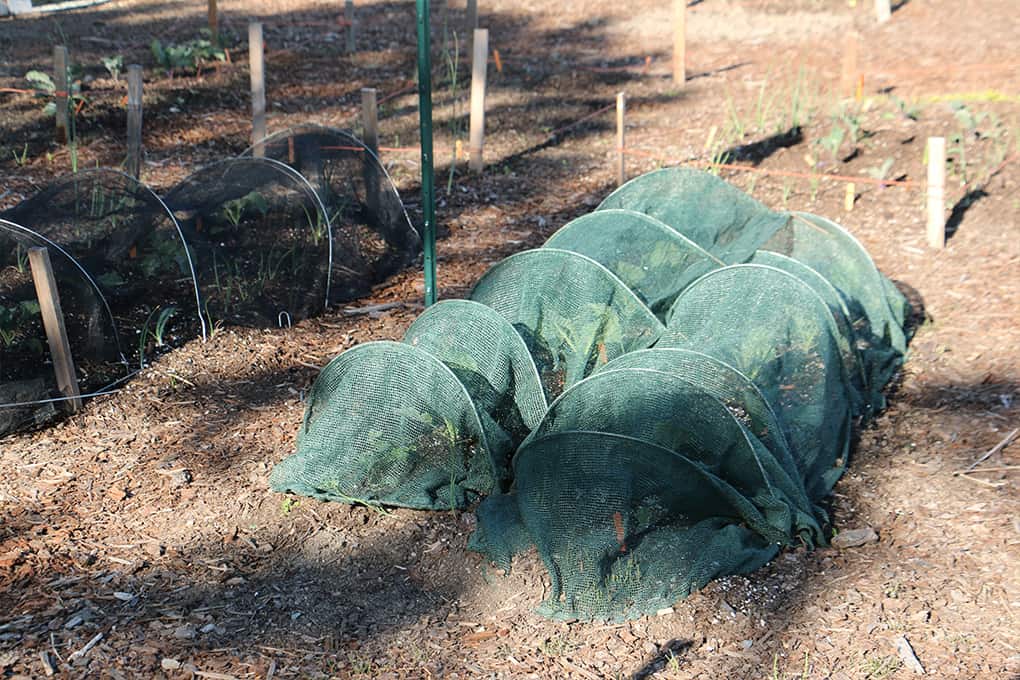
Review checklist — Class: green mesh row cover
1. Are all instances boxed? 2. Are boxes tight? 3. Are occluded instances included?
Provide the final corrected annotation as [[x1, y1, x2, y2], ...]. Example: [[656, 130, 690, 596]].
[[403, 299, 547, 480], [597, 167, 791, 264], [660, 265, 854, 499], [765, 212, 909, 401], [469, 248, 664, 401], [543, 210, 722, 320], [749, 250, 870, 413], [506, 431, 780, 621], [270, 168, 911, 623], [599, 349, 822, 533], [521, 368, 820, 544], [269, 341, 499, 510]]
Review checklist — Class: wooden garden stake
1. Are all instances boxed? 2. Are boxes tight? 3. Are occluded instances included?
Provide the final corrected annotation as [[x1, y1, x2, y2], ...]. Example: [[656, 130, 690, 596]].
[[465, 0, 478, 60], [844, 182, 855, 212], [841, 32, 858, 99], [468, 28, 488, 173], [875, 0, 891, 23], [345, 0, 355, 53], [361, 87, 380, 220], [208, 0, 218, 44], [125, 64, 143, 180], [616, 92, 626, 186], [249, 22, 266, 156], [926, 136, 946, 249], [28, 247, 82, 412], [54, 45, 69, 144], [672, 0, 686, 87]]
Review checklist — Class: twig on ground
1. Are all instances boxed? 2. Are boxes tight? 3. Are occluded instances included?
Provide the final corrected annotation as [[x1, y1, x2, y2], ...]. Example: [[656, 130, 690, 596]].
[[957, 427, 1018, 473]]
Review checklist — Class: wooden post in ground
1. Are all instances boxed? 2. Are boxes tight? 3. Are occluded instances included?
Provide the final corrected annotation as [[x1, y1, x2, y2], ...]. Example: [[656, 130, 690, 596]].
[[468, 28, 488, 173], [361, 87, 380, 221], [54, 45, 69, 144], [125, 64, 143, 180], [28, 247, 82, 412], [926, 137, 946, 249], [465, 0, 478, 60], [616, 92, 626, 186], [208, 0, 219, 43], [672, 0, 686, 87], [345, 0, 355, 53], [249, 22, 266, 157], [875, 0, 891, 23], [840, 32, 859, 99]]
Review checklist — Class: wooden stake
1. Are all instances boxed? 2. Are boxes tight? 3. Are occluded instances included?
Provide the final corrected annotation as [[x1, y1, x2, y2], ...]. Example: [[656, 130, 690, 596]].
[[345, 0, 355, 53], [926, 136, 946, 249], [844, 182, 855, 212], [207, 0, 218, 44], [875, 0, 891, 23], [361, 87, 380, 220], [28, 247, 81, 412], [468, 28, 488, 173], [465, 0, 478, 60], [125, 64, 143, 180], [249, 22, 266, 156], [54, 45, 69, 144], [672, 0, 686, 87], [840, 31, 858, 99], [615, 92, 626, 186]]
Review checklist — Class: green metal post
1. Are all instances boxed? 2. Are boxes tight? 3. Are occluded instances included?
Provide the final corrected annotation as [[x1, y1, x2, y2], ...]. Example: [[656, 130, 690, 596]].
[[415, 0, 438, 306]]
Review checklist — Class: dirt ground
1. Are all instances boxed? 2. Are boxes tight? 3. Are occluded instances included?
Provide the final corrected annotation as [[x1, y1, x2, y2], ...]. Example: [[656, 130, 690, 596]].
[[1, 0, 1019, 678]]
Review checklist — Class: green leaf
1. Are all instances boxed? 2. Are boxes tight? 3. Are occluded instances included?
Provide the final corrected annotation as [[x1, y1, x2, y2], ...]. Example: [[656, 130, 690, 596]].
[[25, 70, 55, 93]]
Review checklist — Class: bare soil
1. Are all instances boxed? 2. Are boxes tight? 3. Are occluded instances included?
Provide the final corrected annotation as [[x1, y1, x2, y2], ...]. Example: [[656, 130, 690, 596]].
[[1, 0, 1019, 678]]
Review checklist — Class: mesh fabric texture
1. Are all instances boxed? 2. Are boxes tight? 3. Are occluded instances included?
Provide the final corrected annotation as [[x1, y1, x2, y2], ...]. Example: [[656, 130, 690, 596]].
[[469, 248, 663, 401], [596, 167, 791, 264], [269, 341, 498, 510], [543, 209, 722, 320]]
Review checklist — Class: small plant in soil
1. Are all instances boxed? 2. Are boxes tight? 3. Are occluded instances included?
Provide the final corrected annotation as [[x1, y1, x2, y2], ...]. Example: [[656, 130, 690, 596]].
[[101, 54, 124, 81], [151, 32, 226, 77]]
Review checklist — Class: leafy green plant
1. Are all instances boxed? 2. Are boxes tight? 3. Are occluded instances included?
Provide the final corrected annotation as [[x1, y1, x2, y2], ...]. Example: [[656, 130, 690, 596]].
[[25, 64, 86, 172], [102, 54, 124, 81], [151, 34, 226, 76], [220, 191, 269, 227]]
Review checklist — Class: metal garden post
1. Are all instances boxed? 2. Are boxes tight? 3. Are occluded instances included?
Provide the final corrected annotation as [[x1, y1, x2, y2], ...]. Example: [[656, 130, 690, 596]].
[[415, 0, 438, 306]]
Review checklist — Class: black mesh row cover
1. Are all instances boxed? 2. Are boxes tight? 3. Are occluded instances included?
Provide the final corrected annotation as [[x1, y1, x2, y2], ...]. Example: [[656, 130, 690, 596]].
[[766, 212, 910, 404], [469, 248, 664, 402], [0, 219, 127, 435], [521, 368, 820, 544], [1, 169, 205, 358], [163, 157, 332, 328], [599, 348, 823, 536], [403, 299, 547, 481], [543, 209, 723, 320], [659, 264, 855, 500], [596, 167, 791, 265], [269, 341, 499, 510], [505, 431, 780, 621], [244, 125, 422, 305]]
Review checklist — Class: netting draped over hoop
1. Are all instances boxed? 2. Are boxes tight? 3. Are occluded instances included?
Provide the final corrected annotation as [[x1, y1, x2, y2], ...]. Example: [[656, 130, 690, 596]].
[[469, 248, 664, 401], [0, 218, 126, 435], [0, 169, 203, 360], [243, 125, 421, 304], [270, 168, 912, 621], [596, 167, 791, 264], [543, 209, 722, 320], [163, 157, 332, 327]]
